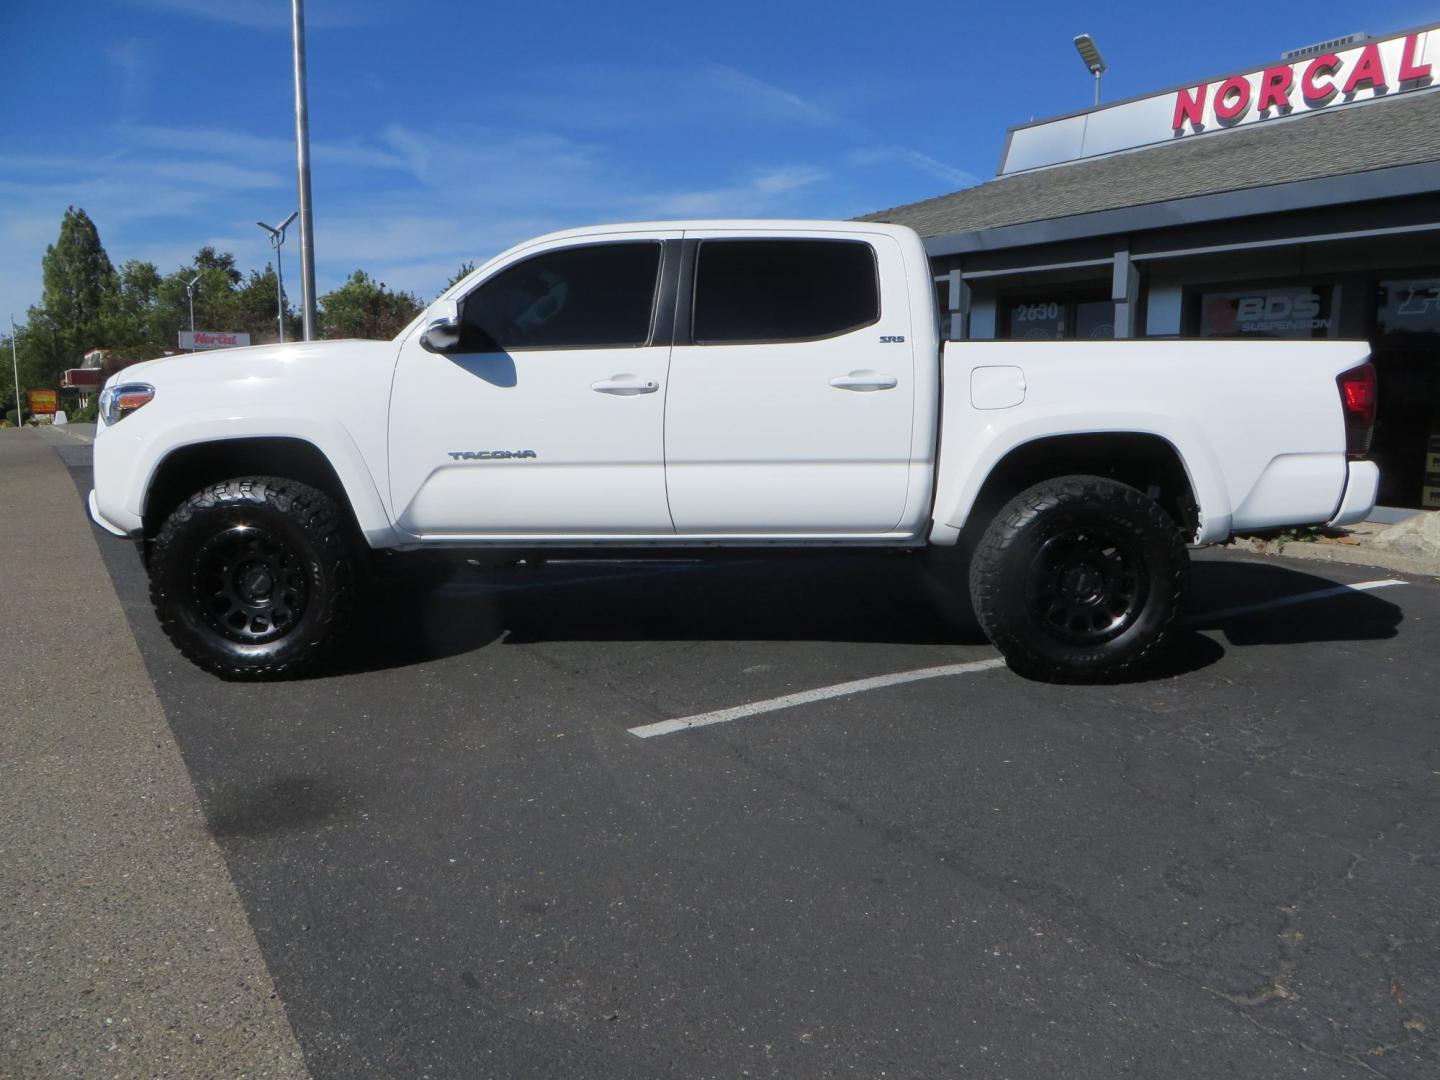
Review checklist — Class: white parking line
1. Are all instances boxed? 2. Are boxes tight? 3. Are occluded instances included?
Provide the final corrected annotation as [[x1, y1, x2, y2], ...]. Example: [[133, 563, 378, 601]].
[[628, 577, 1410, 739], [627, 658, 1008, 738], [1189, 578, 1407, 624]]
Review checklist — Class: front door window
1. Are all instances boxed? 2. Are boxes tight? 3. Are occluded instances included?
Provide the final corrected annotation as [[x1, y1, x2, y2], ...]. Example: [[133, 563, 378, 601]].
[[460, 242, 661, 351]]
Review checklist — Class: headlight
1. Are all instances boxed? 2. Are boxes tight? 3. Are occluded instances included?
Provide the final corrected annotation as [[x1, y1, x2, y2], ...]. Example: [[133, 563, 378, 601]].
[[99, 383, 155, 426]]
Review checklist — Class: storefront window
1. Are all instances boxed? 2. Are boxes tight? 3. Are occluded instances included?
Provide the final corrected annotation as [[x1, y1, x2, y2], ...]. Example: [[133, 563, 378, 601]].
[[1373, 278, 1440, 508], [1199, 285, 1335, 339], [1074, 301, 1115, 340], [1377, 279, 1440, 338], [1003, 296, 1112, 340], [1007, 300, 1066, 339]]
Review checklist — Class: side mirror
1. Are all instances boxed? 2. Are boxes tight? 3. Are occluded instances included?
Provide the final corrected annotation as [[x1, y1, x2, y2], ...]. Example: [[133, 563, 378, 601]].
[[418, 299, 462, 353]]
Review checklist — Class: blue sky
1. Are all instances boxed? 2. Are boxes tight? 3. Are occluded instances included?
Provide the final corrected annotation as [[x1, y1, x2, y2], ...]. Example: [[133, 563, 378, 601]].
[[2, 0, 1437, 327]]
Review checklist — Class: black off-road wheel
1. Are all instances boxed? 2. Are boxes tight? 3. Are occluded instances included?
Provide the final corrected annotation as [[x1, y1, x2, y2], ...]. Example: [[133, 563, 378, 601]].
[[149, 476, 357, 680], [969, 475, 1189, 682]]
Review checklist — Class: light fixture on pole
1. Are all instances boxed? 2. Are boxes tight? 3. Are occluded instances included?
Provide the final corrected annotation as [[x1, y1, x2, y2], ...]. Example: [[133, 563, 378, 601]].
[[184, 274, 201, 334], [256, 211, 298, 344], [1073, 34, 1107, 107]]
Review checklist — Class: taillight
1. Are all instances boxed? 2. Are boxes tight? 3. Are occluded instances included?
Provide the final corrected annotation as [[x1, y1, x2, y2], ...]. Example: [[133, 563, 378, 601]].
[[1336, 363, 1376, 458]]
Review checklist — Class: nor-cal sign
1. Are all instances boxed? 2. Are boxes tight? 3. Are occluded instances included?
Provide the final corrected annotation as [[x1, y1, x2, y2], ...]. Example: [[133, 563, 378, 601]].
[[180, 330, 251, 350], [1000, 24, 1436, 174], [1172, 32, 1432, 135]]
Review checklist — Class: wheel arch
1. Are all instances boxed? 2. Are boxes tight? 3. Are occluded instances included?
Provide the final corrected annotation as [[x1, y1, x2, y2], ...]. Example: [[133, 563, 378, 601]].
[[954, 432, 1201, 548], [143, 437, 362, 541]]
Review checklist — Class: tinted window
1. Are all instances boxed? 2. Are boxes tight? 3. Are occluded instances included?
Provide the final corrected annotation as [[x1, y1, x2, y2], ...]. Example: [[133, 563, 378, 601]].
[[461, 242, 660, 350], [692, 239, 879, 344]]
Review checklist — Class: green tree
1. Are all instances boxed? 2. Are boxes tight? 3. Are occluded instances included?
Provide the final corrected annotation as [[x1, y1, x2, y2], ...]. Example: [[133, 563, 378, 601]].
[[192, 246, 242, 288], [232, 266, 298, 344], [444, 261, 476, 290], [35, 207, 117, 383], [319, 271, 424, 340], [104, 259, 169, 355]]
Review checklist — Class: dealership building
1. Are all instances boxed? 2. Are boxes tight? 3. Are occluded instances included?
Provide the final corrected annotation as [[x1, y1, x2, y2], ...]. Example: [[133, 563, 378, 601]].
[[863, 22, 1440, 509]]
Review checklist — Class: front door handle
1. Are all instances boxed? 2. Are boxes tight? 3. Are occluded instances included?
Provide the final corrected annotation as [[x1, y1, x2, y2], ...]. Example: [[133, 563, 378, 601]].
[[829, 370, 898, 392], [591, 375, 659, 395]]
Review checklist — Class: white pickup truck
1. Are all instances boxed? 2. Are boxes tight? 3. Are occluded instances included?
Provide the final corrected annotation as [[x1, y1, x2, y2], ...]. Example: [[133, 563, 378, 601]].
[[89, 220, 1379, 682]]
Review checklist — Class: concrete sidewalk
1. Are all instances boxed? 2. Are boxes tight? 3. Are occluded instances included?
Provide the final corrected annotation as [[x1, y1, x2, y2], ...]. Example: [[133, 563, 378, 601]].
[[0, 429, 306, 1078], [1229, 510, 1440, 578]]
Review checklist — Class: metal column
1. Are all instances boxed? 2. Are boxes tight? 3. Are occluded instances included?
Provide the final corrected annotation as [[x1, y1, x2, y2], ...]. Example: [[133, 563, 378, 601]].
[[291, 0, 318, 340]]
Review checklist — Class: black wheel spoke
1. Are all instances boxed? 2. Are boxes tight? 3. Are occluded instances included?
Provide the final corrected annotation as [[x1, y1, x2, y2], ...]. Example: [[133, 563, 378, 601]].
[[192, 524, 310, 645], [1025, 521, 1148, 646]]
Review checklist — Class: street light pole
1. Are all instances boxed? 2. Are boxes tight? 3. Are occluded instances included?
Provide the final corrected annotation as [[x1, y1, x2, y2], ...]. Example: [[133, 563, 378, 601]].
[[184, 274, 200, 334], [9, 314, 21, 424], [291, 0, 318, 340], [1073, 34, 1108, 107], [256, 212, 298, 344]]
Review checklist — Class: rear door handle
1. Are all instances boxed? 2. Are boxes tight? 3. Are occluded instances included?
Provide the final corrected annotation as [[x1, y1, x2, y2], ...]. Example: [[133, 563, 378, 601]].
[[829, 370, 897, 392], [591, 375, 659, 395]]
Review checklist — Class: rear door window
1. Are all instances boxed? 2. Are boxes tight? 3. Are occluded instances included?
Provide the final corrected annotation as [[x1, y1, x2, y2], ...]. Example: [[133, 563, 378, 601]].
[[691, 239, 879, 344]]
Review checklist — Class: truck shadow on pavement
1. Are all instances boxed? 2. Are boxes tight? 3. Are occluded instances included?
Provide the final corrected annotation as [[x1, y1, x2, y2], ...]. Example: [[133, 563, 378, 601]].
[[336, 554, 1404, 681], [1187, 558, 1405, 645]]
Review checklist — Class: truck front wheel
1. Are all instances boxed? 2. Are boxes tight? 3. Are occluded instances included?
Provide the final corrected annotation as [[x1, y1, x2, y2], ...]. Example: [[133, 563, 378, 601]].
[[149, 476, 356, 680], [969, 475, 1188, 682]]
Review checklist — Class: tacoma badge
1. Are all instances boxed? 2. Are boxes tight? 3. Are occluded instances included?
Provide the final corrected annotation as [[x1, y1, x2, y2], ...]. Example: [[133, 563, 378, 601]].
[[447, 450, 538, 461]]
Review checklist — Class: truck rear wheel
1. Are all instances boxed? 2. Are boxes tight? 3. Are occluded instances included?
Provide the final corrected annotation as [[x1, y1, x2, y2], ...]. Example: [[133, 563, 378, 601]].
[[969, 475, 1188, 682], [149, 476, 356, 680]]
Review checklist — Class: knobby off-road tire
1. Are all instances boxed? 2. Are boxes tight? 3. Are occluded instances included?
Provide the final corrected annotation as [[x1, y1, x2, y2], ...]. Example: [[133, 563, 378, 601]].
[[969, 475, 1189, 683], [149, 476, 357, 680]]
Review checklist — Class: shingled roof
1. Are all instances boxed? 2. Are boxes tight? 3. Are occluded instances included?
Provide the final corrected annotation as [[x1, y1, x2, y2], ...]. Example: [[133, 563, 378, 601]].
[[858, 88, 1440, 237]]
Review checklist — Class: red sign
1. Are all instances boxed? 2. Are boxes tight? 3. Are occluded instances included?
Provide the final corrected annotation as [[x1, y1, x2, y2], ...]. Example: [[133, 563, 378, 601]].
[[62, 368, 104, 389], [179, 330, 251, 350], [1173, 32, 1433, 133], [28, 389, 57, 416]]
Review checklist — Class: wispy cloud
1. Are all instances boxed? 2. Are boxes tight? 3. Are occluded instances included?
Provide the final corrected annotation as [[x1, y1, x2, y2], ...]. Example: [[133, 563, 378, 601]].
[[105, 38, 148, 115], [699, 63, 846, 130], [118, 123, 412, 174], [490, 61, 973, 193], [147, 160, 288, 189], [122, 0, 386, 30], [846, 146, 979, 188], [634, 165, 829, 218]]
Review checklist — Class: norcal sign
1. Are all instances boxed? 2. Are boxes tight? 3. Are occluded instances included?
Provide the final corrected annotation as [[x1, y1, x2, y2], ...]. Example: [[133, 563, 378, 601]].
[[1173, 32, 1433, 135], [180, 330, 251, 350], [1000, 24, 1436, 174]]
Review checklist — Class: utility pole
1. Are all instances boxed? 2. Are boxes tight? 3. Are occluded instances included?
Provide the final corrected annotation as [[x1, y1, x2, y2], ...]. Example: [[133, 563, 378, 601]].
[[291, 0, 318, 340], [9, 314, 21, 424]]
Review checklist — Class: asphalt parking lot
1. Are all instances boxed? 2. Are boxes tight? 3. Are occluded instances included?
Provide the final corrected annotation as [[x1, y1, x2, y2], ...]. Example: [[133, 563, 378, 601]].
[[43, 432, 1440, 1079]]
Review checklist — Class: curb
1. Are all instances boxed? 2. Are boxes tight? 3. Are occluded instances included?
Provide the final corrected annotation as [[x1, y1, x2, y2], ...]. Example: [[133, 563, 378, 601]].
[[1224, 535, 1440, 579]]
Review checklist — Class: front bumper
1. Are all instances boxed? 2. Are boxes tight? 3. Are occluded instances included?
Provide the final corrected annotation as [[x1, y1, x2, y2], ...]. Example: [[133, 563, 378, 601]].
[[1328, 460, 1380, 527], [88, 488, 140, 537]]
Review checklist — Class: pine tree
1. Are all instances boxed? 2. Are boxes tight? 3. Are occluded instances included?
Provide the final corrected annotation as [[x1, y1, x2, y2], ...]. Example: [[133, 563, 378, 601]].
[[38, 207, 118, 367]]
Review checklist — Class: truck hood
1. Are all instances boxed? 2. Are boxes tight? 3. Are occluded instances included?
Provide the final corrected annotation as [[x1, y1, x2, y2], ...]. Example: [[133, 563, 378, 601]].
[[109, 339, 397, 388]]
